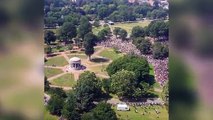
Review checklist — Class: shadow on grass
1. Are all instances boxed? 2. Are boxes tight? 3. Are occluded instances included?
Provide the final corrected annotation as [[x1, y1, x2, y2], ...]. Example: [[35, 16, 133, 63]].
[[91, 57, 109, 63], [47, 53, 60, 57]]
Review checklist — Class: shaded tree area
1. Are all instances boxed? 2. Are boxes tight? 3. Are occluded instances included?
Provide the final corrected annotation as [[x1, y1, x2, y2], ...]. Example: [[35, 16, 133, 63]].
[[146, 20, 169, 40], [44, 0, 168, 27], [82, 102, 117, 120], [153, 42, 169, 59], [133, 37, 151, 55], [44, 30, 56, 45], [112, 27, 127, 40], [59, 22, 77, 44], [107, 55, 150, 82]]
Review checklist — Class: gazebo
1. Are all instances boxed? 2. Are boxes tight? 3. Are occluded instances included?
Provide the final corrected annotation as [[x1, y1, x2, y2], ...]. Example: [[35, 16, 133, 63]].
[[69, 57, 81, 70]]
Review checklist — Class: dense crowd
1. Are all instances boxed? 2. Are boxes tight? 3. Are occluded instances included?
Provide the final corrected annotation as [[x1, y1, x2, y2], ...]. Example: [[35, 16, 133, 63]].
[[98, 36, 168, 86]]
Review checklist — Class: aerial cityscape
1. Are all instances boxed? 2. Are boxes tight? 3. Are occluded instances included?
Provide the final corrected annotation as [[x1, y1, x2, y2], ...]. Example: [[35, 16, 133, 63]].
[[44, 0, 169, 119]]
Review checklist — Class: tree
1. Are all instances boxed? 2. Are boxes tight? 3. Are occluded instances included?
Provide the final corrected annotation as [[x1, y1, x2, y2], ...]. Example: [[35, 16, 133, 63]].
[[84, 33, 97, 60], [74, 71, 102, 112], [82, 102, 117, 120], [47, 95, 64, 115], [113, 27, 121, 38], [44, 30, 56, 45], [133, 37, 151, 54], [44, 76, 50, 92], [118, 28, 127, 40], [131, 26, 145, 38], [102, 79, 111, 93], [93, 20, 100, 27], [111, 70, 137, 98], [62, 92, 81, 120], [97, 27, 111, 41], [49, 87, 67, 98], [146, 21, 169, 40], [106, 55, 150, 82], [44, 45, 52, 55], [113, 27, 127, 40], [78, 16, 92, 39], [153, 42, 169, 59], [59, 22, 77, 44]]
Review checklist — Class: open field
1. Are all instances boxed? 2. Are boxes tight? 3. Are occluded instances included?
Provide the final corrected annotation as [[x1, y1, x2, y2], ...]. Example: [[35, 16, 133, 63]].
[[50, 73, 76, 87], [111, 20, 151, 34], [45, 56, 68, 67], [45, 68, 63, 78], [99, 48, 123, 61], [112, 105, 168, 120]]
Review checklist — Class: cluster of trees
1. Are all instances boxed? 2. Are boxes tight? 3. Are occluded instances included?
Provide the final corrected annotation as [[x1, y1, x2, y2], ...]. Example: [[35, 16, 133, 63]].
[[113, 27, 127, 40], [97, 26, 111, 40], [106, 55, 156, 99], [45, 71, 117, 120], [44, 0, 168, 28], [131, 20, 169, 59], [44, 16, 100, 60]]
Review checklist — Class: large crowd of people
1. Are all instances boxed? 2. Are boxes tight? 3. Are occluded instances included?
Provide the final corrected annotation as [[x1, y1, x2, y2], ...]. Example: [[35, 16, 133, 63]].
[[98, 36, 168, 86]]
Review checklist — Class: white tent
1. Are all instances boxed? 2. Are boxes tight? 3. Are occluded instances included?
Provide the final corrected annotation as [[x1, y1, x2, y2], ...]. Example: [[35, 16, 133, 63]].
[[116, 103, 130, 111]]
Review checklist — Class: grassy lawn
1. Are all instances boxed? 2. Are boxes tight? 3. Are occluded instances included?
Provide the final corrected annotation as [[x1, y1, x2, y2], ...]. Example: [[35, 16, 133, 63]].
[[45, 56, 68, 67], [45, 68, 63, 78], [111, 20, 150, 35], [50, 73, 76, 87], [92, 26, 104, 35], [112, 105, 168, 120], [44, 108, 58, 120], [89, 65, 108, 76], [68, 54, 88, 59], [99, 48, 123, 61]]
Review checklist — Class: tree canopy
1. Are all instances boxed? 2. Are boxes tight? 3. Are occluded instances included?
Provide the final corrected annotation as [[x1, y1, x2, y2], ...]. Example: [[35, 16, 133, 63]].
[[153, 42, 169, 59], [83, 32, 97, 60], [78, 16, 92, 39], [110, 70, 137, 98], [82, 102, 117, 120], [131, 26, 146, 38], [106, 55, 150, 82], [133, 37, 151, 54], [74, 71, 102, 112], [59, 22, 77, 43], [44, 30, 56, 45]]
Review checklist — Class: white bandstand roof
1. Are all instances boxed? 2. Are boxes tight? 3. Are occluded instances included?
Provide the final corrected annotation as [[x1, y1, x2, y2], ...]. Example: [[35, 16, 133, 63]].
[[69, 57, 81, 62]]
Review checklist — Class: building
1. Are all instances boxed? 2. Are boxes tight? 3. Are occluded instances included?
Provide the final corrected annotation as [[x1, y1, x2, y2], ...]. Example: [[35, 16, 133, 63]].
[[69, 57, 81, 70], [117, 103, 130, 111]]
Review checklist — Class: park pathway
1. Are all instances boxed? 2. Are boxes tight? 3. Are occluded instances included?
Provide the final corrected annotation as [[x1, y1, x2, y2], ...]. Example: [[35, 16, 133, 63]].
[[48, 72, 67, 81], [61, 52, 70, 63]]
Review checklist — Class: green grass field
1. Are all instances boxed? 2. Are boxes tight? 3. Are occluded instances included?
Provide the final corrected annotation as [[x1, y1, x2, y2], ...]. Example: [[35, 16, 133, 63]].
[[111, 20, 150, 35], [99, 48, 123, 61], [44, 68, 63, 78], [112, 105, 168, 120], [44, 108, 58, 120], [45, 56, 68, 67], [50, 73, 76, 87], [89, 65, 108, 76]]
